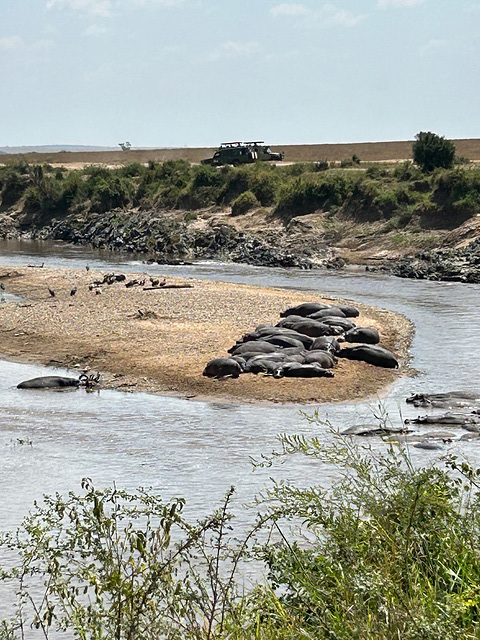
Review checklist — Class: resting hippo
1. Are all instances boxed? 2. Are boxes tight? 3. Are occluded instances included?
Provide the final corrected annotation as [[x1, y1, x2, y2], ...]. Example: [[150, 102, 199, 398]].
[[338, 345, 399, 369], [303, 350, 336, 368], [406, 392, 480, 409], [17, 376, 80, 389], [202, 358, 242, 378], [274, 362, 335, 378], [245, 358, 287, 375], [336, 305, 360, 318], [308, 307, 346, 319], [281, 319, 343, 338], [310, 336, 342, 354], [280, 302, 330, 318], [231, 341, 279, 356], [276, 315, 306, 328], [344, 327, 380, 344], [259, 327, 314, 348], [315, 316, 356, 332], [260, 335, 305, 349]]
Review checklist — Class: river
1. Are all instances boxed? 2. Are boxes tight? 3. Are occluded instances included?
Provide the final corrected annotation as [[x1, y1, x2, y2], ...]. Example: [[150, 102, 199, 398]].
[[1, 238, 480, 536]]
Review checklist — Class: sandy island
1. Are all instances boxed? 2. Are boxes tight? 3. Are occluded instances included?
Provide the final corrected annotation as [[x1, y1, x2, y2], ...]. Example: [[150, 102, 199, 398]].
[[0, 265, 413, 404]]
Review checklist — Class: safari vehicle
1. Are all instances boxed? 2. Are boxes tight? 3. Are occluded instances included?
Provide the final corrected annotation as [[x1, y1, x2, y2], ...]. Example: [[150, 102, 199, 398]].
[[201, 141, 284, 166]]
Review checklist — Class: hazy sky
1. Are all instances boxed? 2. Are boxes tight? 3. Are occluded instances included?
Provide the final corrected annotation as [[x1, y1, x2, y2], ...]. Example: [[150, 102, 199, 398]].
[[1, 0, 479, 147]]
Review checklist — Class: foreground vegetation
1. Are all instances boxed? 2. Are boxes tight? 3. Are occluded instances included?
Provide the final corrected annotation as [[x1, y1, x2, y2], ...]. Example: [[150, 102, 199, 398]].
[[2, 420, 480, 639], [1, 155, 479, 234]]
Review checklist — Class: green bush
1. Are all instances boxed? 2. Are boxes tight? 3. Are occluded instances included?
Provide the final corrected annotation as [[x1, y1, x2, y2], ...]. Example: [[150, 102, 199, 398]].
[[394, 160, 423, 182], [231, 190, 259, 215], [277, 174, 354, 216], [89, 175, 133, 213], [412, 131, 456, 172], [249, 170, 279, 206], [219, 167, 250, 203]]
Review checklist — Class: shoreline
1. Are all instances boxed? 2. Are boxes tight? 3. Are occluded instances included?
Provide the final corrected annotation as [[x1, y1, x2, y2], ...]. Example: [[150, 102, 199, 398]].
[[0, 265, 414, 405]]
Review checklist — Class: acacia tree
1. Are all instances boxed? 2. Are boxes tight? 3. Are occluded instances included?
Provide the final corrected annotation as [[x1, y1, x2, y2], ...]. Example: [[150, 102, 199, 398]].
[[412, 131, 456, 172]]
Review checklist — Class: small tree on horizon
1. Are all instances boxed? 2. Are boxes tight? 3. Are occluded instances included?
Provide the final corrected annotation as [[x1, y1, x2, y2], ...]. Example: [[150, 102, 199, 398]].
[[412, 131, 455, 172]]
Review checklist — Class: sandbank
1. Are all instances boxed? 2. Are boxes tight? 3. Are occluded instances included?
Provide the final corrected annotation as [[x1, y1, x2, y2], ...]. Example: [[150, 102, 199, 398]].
[[0, 265, 413, 404]]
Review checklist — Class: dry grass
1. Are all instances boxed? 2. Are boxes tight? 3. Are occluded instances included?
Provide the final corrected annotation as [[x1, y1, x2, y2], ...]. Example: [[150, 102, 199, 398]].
[[2, 138, 480, 167]]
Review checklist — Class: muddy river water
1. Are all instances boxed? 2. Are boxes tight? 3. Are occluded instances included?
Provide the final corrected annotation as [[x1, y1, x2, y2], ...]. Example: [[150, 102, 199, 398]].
[[1, 239, 480, 537]]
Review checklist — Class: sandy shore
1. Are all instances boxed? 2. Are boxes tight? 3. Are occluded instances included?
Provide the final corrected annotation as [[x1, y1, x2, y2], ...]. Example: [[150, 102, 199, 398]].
[[0, 265, 413, 404]]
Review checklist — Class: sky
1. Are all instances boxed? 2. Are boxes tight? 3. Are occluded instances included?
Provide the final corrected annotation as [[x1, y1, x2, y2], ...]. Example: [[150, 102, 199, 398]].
[[1, 0, 479, 147]]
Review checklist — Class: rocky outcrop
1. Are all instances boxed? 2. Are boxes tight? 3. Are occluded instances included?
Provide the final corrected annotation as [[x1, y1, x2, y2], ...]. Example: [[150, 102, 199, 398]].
[[391, 238, 480, 283], [7, 207, 343, 270]]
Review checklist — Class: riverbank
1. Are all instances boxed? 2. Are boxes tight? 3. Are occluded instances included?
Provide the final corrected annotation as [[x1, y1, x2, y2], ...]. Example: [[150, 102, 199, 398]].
[[0, 265, 412, 404]]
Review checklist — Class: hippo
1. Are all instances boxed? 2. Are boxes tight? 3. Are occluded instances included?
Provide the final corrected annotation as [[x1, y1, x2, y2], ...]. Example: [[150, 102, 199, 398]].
[[310, 336, 342, 354], [255, 326, 314, 348], [281, 319, 343, 338], [406, 392, 480, 409], [276, 315, 306, 328], [260, 335, 306, 350], [344, 327, 380, 344], [274, 362, 335, 379], [315, 316, 356, 332], [230, 355, 248, 370], [338, 345, 399, 369], [231, 341, 279, 356], [245, 358, 286, 375], [413, 441, 445, 451], [202, 358, 242, 379], [308, 307, 346, 319], [336, 305, 360, 318], [404, 412, 480, 428], [280, 302, 330, 318], [303, 350, 336, 368], [17, 376, 80, 389], [251, 351, 304, 363], [341, 424, 411, 437]]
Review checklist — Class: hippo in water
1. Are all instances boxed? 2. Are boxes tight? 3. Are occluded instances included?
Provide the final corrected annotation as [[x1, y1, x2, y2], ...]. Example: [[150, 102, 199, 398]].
[[17, 376, 81, 389], [338, 345, 399, 369], [406, 392, 480, 409], [202, 358, 242, 379], [404, 412, 480, 430]]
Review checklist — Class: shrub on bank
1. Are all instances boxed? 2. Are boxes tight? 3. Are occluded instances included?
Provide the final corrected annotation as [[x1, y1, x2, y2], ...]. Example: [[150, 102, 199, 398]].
[[231, 189, 259, 215]]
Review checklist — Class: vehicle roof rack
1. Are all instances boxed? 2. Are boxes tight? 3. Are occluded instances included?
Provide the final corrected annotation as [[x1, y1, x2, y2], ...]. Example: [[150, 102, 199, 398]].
[[244, 141, 265, 145], [220, 141, 244, 148]]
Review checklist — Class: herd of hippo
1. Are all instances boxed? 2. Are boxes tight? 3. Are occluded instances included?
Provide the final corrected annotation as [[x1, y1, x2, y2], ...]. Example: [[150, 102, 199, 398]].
[[342, 391, 480, 449], [203, 301, 399, 380]]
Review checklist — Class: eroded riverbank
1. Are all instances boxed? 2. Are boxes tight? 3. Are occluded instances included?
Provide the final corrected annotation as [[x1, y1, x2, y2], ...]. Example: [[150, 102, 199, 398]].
[[0, 265, 412, 404]]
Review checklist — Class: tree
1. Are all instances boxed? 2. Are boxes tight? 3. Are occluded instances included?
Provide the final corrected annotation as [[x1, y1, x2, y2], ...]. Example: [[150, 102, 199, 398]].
[[412, 131, 455, 172]]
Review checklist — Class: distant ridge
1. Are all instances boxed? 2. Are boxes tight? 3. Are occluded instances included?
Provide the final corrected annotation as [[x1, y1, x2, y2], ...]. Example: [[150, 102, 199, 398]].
[[0, 145, 117, 154]]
